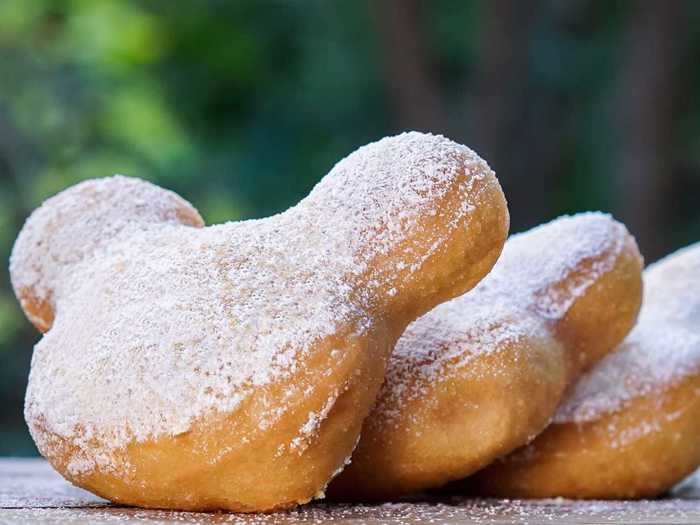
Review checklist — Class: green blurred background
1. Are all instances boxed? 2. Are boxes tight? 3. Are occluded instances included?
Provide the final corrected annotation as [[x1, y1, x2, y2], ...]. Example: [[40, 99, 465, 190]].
[[1, 0, 699, 455]]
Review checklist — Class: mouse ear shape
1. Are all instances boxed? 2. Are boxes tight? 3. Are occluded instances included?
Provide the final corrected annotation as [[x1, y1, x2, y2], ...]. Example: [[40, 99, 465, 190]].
[[301, 132, 509, 324], [10, 175, 203, 332], [520, 213, 643, 371], [478, 213, 642, 372]]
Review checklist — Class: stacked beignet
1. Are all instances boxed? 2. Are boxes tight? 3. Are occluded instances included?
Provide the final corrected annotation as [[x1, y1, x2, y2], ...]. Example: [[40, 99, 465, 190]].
[[475, 243, 700, 499], [330, 213, 643, 499]]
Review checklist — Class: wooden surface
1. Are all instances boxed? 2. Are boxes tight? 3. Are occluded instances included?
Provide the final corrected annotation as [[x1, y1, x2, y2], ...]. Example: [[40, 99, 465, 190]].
[[2, 459, 700, 524]]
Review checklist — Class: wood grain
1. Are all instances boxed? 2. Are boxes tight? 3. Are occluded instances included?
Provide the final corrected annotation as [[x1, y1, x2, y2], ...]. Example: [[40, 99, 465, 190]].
[[2, 459, 700, 524]]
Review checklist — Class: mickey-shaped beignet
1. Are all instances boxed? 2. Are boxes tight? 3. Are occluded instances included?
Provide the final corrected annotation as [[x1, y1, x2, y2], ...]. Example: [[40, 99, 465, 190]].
[[329, 213, 642, 500], [475, 243, 700, 499], [10, 132, 509, 512]]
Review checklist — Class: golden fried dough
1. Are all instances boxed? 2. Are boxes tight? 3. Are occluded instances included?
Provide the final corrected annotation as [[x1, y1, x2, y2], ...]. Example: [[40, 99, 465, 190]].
[[329, 213, 642, 500], [474, 243, 700, 499], [10, 132, 509, 511]]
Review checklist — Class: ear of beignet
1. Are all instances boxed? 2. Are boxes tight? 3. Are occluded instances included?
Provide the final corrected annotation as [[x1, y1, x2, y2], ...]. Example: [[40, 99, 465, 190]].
[[302, 132, 509, 329], [513, 215, 644, 375], [554, 231, 643, 374], [10, 176, 203, 332]]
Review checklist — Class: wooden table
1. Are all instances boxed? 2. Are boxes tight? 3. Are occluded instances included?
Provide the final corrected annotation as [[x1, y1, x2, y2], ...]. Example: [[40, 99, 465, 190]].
[[3, 459, 700, 524]]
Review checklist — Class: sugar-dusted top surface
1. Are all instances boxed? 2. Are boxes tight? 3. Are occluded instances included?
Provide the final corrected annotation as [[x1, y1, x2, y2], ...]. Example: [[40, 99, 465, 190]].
[[12, 132, 497, 474], [9, 175, 204, 306], [555, 243, 700, 423], [376, 213, 630, 422]]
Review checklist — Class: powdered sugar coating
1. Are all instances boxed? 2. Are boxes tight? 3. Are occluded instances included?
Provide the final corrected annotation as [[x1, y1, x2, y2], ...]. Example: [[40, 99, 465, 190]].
[[11, 132, 497, 476], [9, 177, 203, 330], [376, 213, 629, 422], [555, 243, 700, 423]]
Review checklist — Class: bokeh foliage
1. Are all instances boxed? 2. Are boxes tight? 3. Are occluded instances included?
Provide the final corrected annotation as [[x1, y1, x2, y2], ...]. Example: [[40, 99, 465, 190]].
[[1, 0, 699, 455]]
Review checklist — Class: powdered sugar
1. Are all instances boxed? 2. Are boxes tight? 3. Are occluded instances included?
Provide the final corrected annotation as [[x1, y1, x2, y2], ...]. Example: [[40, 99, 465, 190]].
[[555, 243, 700, 423], [9, 177, 204, 331], [288, 391, 340, 455], [11, 132, 494, 477], [375, 213, 629, 422]]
